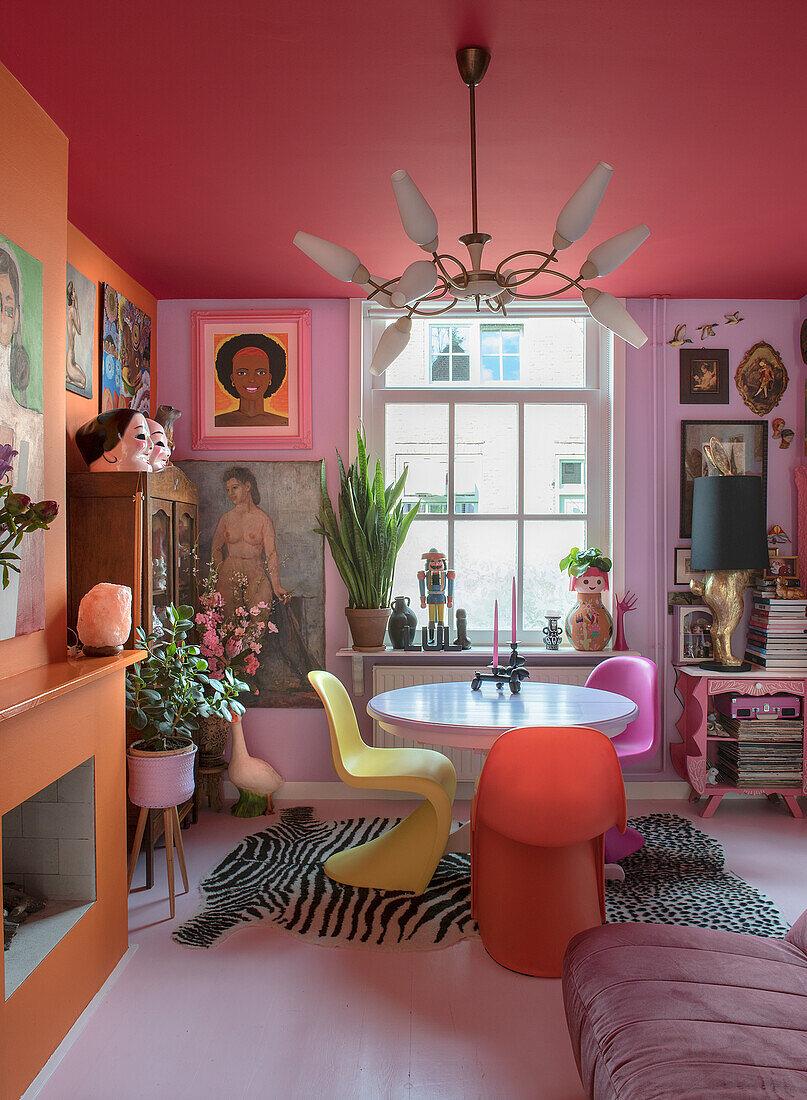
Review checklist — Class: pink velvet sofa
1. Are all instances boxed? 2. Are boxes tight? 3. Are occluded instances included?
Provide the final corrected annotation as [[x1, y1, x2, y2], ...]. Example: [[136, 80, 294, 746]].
[[563, 909, 807, 1098]]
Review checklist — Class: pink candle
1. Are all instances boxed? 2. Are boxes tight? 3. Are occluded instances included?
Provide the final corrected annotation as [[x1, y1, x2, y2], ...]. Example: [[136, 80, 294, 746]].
[[511, 575, 517, 645], [493, 600, 499, 667]]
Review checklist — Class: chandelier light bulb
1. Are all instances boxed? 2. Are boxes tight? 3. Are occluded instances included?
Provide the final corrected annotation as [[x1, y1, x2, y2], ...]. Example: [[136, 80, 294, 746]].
[[293, 231, 368, 283], [553, 162, 614, 250], [580, 224, 650, 280], [582, 288, 648, 349], [390, 260, 438, 307], [390, 170, 439, 252], [369, 316, 412, 376]]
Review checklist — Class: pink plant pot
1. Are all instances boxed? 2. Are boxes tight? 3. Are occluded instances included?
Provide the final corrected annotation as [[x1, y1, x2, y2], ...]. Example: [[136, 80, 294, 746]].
[[127, 739, 197, 808]]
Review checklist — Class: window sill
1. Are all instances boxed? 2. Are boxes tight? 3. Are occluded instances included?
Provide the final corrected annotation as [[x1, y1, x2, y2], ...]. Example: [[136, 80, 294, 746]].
[[335, 647, 640, 695]]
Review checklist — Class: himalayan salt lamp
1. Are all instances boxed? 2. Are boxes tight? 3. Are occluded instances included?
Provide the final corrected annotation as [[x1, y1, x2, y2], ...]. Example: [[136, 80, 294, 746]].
[[77, 583, 132, 656]]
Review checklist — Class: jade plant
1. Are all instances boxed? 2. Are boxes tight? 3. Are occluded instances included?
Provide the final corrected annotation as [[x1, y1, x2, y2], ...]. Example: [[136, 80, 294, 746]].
[[559, 546, 612, 579], [125, 604, 249, 752], [316, 428, 418, 609]]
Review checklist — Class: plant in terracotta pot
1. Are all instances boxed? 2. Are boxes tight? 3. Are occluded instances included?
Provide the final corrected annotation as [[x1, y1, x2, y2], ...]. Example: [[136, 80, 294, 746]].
[[316, 429, 418, 650], [125, 605, 250, 809], [559, 546, 613, 652]]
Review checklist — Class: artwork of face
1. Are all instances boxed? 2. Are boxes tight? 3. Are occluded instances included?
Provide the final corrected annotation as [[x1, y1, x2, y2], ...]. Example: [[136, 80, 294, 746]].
[[691, 360, 718, 392], [575, 572, 606, 593], [81, 411, 153, 472], [214, 334, 288, 428], [146, 418, 170, 470], [0, 271, 19, 348]]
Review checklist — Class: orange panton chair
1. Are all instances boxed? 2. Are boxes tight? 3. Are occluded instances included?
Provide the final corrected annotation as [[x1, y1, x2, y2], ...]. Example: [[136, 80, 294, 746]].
[[471, 726, 626, 978], [308, 670, 456, 894]]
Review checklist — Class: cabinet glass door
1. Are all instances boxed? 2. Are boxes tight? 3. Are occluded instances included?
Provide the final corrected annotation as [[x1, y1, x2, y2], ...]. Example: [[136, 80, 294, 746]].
[[175, 504, 197, 610], [150, 501, 173, 630]]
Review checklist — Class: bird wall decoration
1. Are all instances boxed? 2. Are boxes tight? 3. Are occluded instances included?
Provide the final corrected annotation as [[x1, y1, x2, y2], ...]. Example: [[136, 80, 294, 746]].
[[697, 323, 717, 339], [668, 324, 692, 347], [724, 311, 744, 325]]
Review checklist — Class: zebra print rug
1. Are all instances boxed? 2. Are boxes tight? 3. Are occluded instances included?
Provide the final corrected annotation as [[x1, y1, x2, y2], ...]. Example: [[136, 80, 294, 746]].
[[172, 807, 789, 952]]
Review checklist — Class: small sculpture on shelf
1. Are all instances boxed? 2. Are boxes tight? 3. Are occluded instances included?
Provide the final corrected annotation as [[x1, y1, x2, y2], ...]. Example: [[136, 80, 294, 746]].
[[76, 582, 132, 656], [471, 597, 529, 694], [75, 409, 153, 472], [559, 546, 613, 652], [543, 613, 563, 651], [613, 590, 638, 651], [705, 765, 720, 786], [454, 608, 472, 650], [388, 595, 418, 650], [418, 548, 454, 644], [146, 418, 172, 471], [155, 404, 181, 452]]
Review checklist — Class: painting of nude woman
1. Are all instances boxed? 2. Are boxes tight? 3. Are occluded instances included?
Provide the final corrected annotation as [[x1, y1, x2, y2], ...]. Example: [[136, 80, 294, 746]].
[[179, 460, 324, 707], [65, 263, 96, 399]]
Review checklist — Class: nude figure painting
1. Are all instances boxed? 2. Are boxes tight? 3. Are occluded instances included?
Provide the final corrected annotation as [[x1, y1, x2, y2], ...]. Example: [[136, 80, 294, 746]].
[[66, 263, 96, 399], [179, 459, 325, 707]]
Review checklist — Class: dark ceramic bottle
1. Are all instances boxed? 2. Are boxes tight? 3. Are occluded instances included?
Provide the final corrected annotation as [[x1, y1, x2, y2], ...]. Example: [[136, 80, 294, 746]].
[[388, 595, 418, 649]]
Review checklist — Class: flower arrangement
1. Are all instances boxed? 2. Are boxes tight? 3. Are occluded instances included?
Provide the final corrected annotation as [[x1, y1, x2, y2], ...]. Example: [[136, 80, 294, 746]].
[[195, 560, 277, 688], [0, 444, 59, 589]]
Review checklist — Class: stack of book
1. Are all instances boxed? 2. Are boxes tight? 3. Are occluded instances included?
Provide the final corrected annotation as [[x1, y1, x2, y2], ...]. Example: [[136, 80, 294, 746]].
[[745, 592, 807, 671], [714, 714, 803, 788]]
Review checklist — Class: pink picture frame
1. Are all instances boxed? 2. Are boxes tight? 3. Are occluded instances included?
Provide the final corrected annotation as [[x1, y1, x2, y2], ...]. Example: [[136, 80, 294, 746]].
[[191, 308, 312, 450]]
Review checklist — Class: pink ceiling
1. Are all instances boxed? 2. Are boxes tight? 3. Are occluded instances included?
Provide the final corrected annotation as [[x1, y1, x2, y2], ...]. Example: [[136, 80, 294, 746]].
[[4, 1, 807, 301]]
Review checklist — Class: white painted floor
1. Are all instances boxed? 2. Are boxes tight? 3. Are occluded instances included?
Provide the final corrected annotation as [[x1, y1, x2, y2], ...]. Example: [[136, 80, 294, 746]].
[[31, 796, 807, 1100]]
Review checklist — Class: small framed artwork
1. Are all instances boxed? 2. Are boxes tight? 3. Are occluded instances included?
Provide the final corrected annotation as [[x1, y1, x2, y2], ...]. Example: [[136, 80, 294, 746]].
[[679, 349, 729, 404], [676, 604, 714, 664], [674, 547, 705, 586], [765, 555, 799, 581], [680, 419, 768, 538], [101, 283, 152, 413], [191, 309, 312, 450], [65, 263, 96, 399], [735, 341, 788, 416]]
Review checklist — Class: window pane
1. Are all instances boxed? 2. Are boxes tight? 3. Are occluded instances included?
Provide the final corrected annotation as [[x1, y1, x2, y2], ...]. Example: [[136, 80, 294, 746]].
[[453, 520, 517, 632], [480, 331, 499, 355], [385, 404, 448, 513], [455, 405, 517, 514], [452, 355, 470, 381], [502, 355, 520, 381], [523, 519, 587, 630], [392, 520, 448, 625], [481, 355, 500, 382], [451, 328, 470, 353], [501, 331, 520, 355], [523, 404, 586, 514]]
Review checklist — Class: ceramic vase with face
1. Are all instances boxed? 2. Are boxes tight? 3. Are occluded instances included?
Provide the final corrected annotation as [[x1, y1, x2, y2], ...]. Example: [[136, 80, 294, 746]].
[[146, 418, 171, 470], [75, 409, 153, 472], [565, 568, 613, 651]]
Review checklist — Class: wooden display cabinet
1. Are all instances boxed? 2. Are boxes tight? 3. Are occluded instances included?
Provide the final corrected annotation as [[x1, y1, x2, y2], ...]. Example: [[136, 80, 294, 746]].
[[672, 666, 806, 819], [67, 467, 200, 882]]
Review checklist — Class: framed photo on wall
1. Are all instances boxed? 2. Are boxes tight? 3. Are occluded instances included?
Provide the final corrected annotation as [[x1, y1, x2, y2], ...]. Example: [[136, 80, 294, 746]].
[[676, 604, 714, 664], [191, 309, 312, 450], [679, 348, 729, 404], [674, 546, 705, 586], [765, 555, 799, 581], [680, 419, 768, 538]]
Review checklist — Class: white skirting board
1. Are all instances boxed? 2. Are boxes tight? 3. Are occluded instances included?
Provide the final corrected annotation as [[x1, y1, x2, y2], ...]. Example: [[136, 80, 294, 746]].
[[262, 780, 693, 802], [22, 945, 138, 1099]]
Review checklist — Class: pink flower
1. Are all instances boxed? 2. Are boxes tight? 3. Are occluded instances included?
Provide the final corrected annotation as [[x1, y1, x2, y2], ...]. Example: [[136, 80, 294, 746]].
[[244, 653, 259, 676], [266, 622, 278, 634], [225, 637, 244, 658]]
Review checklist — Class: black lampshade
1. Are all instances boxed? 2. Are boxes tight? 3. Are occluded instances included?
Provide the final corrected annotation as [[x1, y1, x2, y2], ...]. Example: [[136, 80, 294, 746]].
[[690, 475, 769, 571]]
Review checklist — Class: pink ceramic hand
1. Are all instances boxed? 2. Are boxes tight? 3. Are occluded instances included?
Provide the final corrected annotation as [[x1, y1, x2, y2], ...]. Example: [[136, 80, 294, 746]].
[[614, 590, 638, 651]]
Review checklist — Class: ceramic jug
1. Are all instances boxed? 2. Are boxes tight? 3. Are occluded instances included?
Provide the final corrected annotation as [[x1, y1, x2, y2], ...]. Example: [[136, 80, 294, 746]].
[[388, 595, 418, 649]]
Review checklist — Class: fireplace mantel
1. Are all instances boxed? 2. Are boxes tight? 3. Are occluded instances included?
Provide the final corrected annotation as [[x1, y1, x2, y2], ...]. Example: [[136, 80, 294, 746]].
[[0, 651, 142, 1099]]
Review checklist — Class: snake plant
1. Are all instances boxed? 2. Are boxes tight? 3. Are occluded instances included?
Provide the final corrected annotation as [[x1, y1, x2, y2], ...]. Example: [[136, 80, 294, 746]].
[[316, 429, 418, 609]]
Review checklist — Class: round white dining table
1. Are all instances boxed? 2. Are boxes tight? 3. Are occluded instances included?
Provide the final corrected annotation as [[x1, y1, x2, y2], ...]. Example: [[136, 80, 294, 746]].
[[367, 679, 638, 751], [367, 679, 638, 866]]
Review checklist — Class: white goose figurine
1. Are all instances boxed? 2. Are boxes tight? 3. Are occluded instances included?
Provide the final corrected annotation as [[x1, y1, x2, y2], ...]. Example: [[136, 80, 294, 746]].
[[227, 716, 284, 817]]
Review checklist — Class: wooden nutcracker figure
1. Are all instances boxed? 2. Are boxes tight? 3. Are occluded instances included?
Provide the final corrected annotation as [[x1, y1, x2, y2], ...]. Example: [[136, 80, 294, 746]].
[[418, 549, 454, 643]]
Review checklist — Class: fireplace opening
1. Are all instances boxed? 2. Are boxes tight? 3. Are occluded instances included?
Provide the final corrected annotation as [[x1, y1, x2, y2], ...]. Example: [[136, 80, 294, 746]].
[[2, 759, 96, 999]]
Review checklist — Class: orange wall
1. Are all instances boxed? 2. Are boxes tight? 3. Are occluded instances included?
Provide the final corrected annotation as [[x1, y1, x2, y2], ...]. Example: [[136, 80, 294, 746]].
[[66, 224, 157, 472], [0, 65, 68, 679]]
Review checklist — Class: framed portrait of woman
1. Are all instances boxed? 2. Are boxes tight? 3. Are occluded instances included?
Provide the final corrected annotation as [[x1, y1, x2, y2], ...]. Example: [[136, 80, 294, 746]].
[[191, 309, 311, 449]]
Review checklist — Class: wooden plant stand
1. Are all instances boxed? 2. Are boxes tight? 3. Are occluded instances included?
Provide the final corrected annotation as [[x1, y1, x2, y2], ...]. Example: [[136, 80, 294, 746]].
[[128, 805, 190, 918]]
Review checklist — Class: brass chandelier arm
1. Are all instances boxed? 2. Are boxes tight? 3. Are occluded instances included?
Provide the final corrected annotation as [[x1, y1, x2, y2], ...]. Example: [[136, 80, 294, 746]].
[[507, 268, 585, 301], [494, 249, 558, 285], [431, 251, 471, 290]]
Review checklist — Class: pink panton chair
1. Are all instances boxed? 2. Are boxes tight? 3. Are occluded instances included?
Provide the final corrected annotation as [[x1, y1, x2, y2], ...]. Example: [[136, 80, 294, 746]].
[[584, 655, 660, 863]]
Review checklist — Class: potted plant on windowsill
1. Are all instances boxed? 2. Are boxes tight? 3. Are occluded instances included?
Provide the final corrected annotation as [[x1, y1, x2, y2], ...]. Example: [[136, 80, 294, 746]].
[[317, 429, 418, 651], [559, 546, 613, 652], [125, 605, 250, 809]]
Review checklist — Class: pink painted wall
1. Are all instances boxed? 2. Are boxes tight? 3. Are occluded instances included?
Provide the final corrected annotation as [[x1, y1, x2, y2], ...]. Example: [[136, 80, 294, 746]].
[[160, 295, 805, 785], [157, 299, 351, 781], [623, 298, 804, 778]]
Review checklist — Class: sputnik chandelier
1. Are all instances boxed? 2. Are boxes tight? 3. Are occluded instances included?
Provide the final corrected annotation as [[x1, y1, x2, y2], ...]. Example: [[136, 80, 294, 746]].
[[294, 46, 650, 375]]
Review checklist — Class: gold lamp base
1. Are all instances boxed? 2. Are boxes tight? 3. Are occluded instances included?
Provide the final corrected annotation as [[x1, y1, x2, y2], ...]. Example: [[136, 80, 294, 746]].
[[690, 568, 755, 670]]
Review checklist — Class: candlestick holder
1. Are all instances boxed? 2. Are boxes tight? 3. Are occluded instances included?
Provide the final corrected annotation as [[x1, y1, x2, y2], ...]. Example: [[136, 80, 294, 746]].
[[471, 642, 530, 693]]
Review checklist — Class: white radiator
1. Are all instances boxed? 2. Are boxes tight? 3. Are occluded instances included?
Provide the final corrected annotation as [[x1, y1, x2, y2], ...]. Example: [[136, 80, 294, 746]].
[[371, 665, 591, 781]]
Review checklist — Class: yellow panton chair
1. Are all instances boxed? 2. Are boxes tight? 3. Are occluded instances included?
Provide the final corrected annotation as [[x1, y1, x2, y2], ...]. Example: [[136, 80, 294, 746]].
[[308, 670, 457, 894]]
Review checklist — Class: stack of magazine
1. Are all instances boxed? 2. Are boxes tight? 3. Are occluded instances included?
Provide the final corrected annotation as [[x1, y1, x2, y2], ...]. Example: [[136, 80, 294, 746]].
[[713, 714, 803, 788], [745, 589, 807, 671]]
